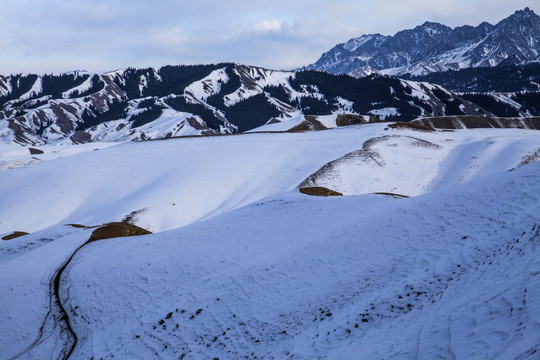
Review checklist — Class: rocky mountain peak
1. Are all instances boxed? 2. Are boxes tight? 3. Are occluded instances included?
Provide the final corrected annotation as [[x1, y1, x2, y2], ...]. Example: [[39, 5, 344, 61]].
[[306, 8, 540, 77]]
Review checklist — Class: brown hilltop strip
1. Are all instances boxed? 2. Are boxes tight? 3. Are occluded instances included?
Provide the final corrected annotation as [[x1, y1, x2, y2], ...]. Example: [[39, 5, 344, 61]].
[[89, 222, 152, 242], [374, 192, 410, 198], [336, 114, 381, 127], [2, 231, 29, 240], [288, 115, 327, 132], [412, 116, 540, 130], [299, 187, 343, 197], [388, 122, 435, 131], [28, 147, 44, 155]]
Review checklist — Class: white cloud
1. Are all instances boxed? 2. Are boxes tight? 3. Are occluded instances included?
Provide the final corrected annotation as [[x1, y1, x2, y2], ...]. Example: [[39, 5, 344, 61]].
[[154, 27, 192, 47], [254, 20, 283, 32]]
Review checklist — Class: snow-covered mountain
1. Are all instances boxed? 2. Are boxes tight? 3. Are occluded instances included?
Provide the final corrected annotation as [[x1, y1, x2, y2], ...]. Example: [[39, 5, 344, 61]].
[[1, 123, 540, 359], [307, 8, 540, 77], [3, 63, 539, 147]]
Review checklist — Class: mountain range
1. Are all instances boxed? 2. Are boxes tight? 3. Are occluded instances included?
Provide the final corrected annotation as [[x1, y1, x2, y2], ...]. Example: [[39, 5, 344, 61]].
[[307, 8, 540, 77], [1, 63, 539, 146]]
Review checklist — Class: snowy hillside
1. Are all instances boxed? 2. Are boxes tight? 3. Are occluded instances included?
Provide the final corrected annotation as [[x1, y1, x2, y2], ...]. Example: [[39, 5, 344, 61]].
[[1, 123, 540, 359], [3, 62, 539, 147]]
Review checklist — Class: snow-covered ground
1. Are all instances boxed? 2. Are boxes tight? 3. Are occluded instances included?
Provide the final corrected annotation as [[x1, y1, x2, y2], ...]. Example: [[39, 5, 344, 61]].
[[1, 124, 539, 359]]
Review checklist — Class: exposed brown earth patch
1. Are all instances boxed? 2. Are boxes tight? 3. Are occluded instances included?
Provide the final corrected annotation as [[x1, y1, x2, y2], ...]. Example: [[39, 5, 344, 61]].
[[122, 209, 147, 224], [89, 222, 151, 242], [374, 192, 410, 198], [29, 147, 44, 155], [2, 231, 29, 240], [288, 115, 327, 132], [8, 118, 40, 145], [412, 116, 540, 130], [299, 187, 343, 197], [266, 118, 281, 125], [234, 64, 260, 91], [70, 131, 92, 144], [388, 122, 435, 131], [186, 116, 207, 131], [50, 102, 76, 134], [336, 114, 380, 127], [65, 224, 96, 229], [519, 148, 540, 167]]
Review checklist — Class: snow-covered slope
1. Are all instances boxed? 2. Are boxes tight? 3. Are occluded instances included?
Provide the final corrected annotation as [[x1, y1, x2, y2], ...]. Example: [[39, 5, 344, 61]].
[[2, 124, 539, 235], [1, 125, 540, 359], [0, 125, 379, 234], [300, 126, 540, 196]]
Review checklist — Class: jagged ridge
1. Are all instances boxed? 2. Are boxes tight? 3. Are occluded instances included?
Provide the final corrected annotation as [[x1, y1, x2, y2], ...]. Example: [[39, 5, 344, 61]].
[[307, 8, 540, 77]]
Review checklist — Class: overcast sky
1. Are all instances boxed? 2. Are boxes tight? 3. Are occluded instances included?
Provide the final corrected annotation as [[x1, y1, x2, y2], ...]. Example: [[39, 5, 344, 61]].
[[2, 0, 539, 75]]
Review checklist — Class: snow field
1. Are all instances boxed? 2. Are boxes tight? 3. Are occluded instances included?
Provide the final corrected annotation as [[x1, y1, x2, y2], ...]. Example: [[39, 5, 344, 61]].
[[0, 125, 382, 235], [44, 161, 540, 358], [0, 124, 539, 359]]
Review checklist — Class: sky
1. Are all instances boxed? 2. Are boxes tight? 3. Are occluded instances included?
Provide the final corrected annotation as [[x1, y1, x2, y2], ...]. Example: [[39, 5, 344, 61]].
[[1, 0, 539, 75]]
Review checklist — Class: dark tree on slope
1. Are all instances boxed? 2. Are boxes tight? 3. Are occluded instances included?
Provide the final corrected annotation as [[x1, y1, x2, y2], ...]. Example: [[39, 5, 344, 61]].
[[297, 96, 335, 115], [512, 92, 540, 115], [225, 94, 280, 132], [206, 64, 242, 109], [461, 94, 520, 117], [76, 100, 129, 131], [120, 64, 227, 98], [120, 68, 159, 98], [130, 106, 164, 128], [263, 84, 294, 104], [41, 73, 89, 98], [404, 63, 540, 93], [23, 99, 49, 110], [70, 75, 105, 98], [156, 64, 226, 97], [137, 97, 158, 109], [289, 70, 422, 120], [0, 74, 39, 107], [431, 89, 466, 115], [164, 96, 222, 130]]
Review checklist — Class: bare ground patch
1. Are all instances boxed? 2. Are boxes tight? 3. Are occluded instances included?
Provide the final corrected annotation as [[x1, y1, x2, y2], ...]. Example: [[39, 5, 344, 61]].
[[519, 148, 540, 167], [373, 192, 410, 198], [122, 208, 147, 224], [336, 114, 380, 127], [65, 224, 96, 229], [299, 187, 343, 197], [412, 116, 540, 130], [28, 147, 44, 155], [288, 115, 327, 132], [89, 222, 152, 242], [2, 231, 29, 240], [388, 122, 435, 132]]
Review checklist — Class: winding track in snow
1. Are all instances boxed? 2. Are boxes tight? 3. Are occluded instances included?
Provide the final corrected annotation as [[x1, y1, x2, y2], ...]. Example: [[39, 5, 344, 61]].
[[10, 236, 100, 360]]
